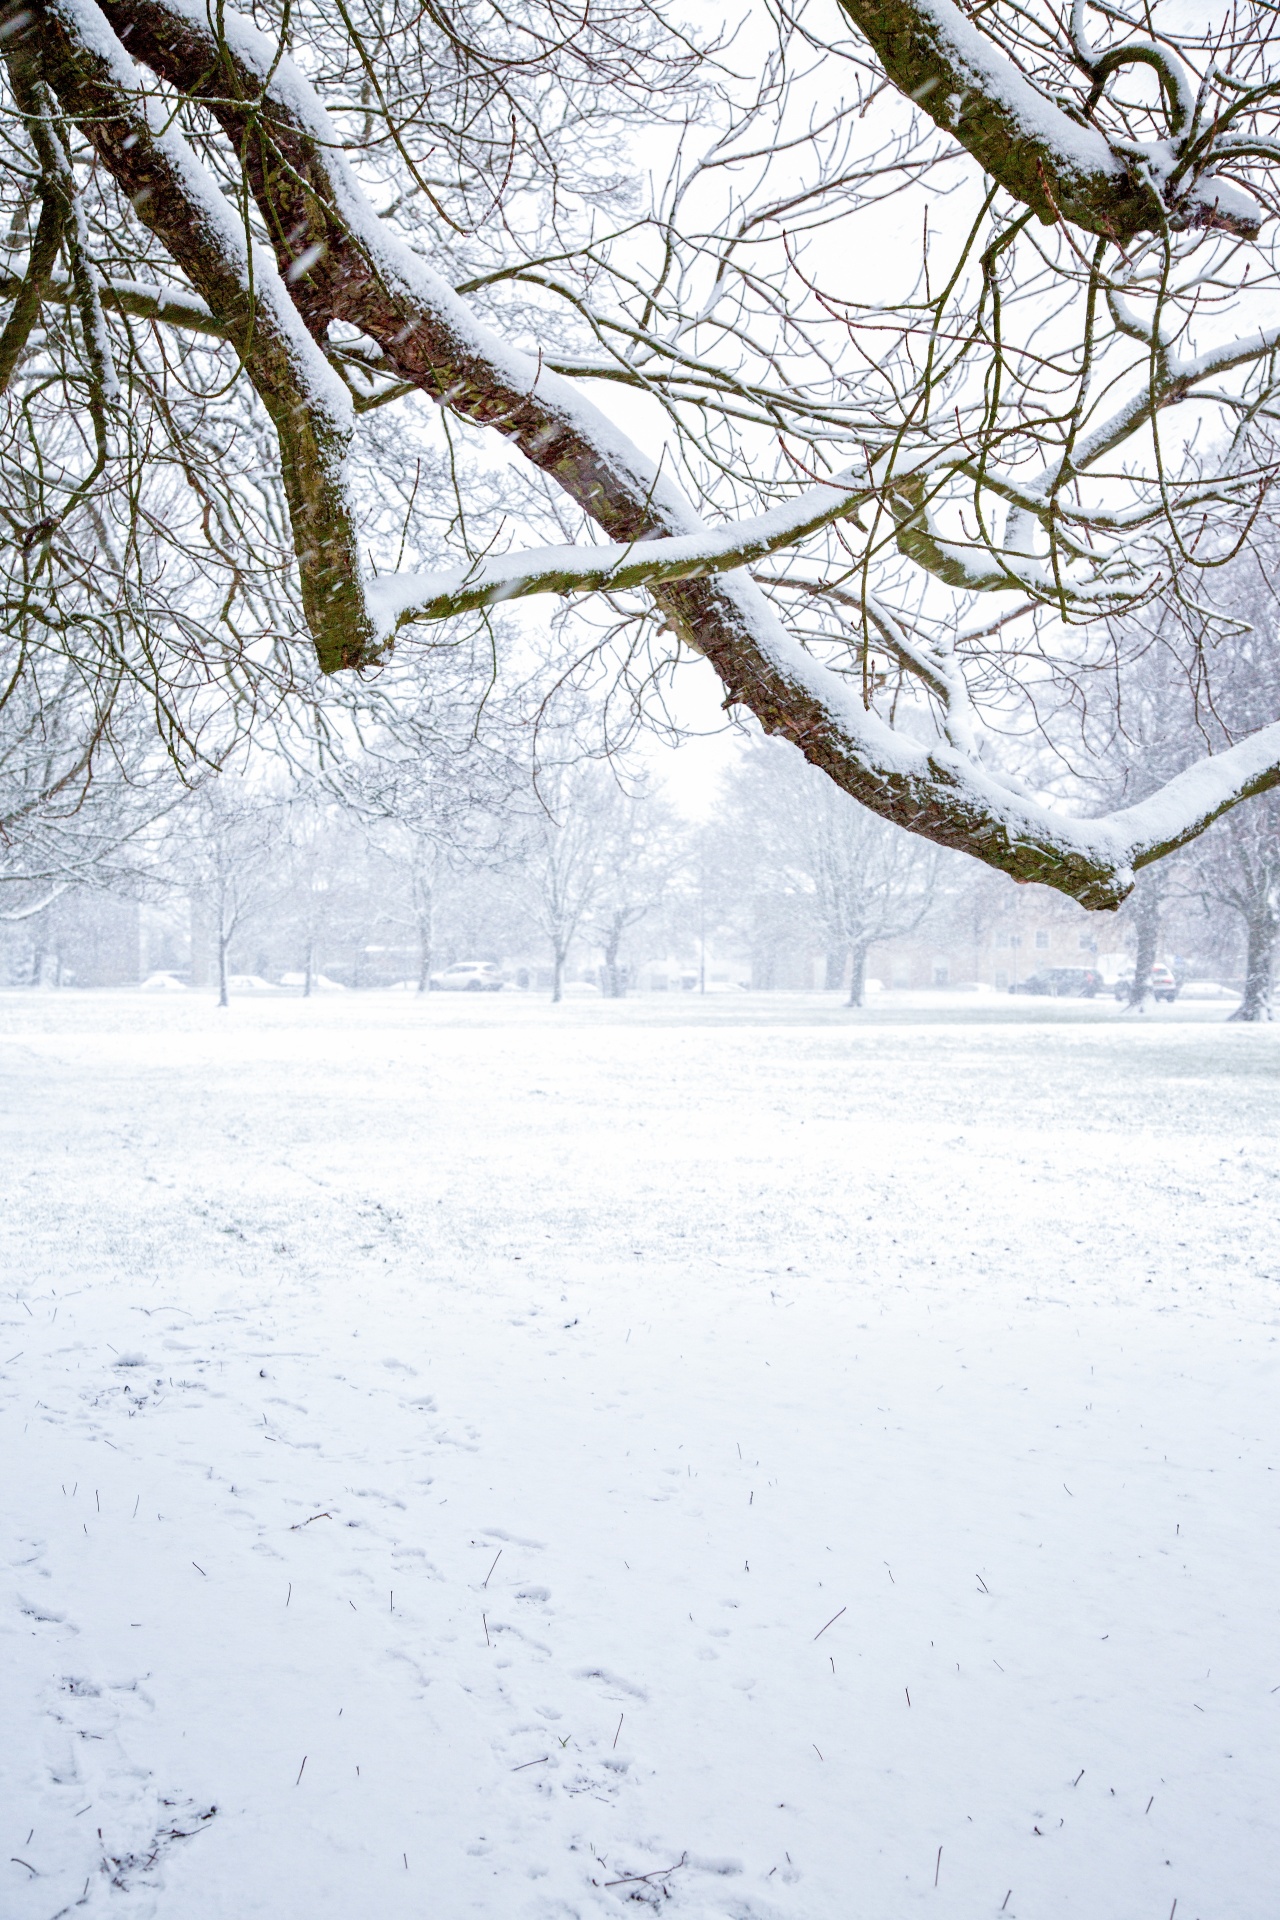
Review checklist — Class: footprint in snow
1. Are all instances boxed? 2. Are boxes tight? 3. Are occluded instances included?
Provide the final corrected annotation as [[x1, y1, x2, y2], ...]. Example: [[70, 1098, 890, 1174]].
[[6, 1591, 211, 1920], [572, 1666, 649, 1702]]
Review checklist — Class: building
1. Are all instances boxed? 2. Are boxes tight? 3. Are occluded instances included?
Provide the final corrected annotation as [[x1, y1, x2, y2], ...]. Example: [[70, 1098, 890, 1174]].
[[866, 882, 1104, 991]]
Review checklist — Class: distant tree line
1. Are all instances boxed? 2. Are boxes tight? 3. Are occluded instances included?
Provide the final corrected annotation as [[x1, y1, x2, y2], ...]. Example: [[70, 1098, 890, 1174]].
[[2, 709, 1273, 1015]]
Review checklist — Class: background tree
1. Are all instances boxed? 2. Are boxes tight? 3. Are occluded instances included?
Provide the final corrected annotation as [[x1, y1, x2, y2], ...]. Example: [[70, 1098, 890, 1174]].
[[276, 788, 363, 995], [336, 665, 527, 990], [1086, 625, 1203, 1008], [520, 758, 626, 1003], [388, 825, 450, 995], [1179, 551, 1280, 1020], [1195, 799, 1280, 1022], [0, 646, 179, 914], [170, 779, 281, 1007], [589, 784, 680, 998], [719, 734, 939, 1004], [801, 779, 938, 1009]]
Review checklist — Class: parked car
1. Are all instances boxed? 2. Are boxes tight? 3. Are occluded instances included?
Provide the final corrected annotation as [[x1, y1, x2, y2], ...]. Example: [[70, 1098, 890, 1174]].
[[428, 960, 505, 993], [1113, 963, 1178, 1003], [1176, 979, 1241, 1002], [1009, 966, 1103, 997]]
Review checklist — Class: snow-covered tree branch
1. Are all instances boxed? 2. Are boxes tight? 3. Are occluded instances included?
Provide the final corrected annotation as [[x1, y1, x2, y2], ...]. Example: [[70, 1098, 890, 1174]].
[[5, 0, 1280, 907], [836, 0, 1264, 241]]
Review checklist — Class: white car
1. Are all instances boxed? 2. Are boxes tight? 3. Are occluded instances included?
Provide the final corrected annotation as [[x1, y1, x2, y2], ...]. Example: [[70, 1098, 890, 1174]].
[[1177, 980, 1241, 1002], [429, 960, 505, 993], [1113, 964, 1178, 1003]]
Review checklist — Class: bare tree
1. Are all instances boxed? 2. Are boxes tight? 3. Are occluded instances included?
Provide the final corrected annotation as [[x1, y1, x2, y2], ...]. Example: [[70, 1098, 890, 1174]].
[[1087, 626, 1201, 1008], [520, 759, 621, 1003], [1122, 874, 1163, 1010], [276, 790, 362, 996], [590, 785, 680, 997], [399, 828, 448, 996], [7, 0, 1280, 908], [0, 641, 182, 918], [1197, 797, 1280, 1021], [724, 734, 938, 1004], [814, 806, 938, 1010], [170, 779, 280, 1006], [1179, 556, 1280, 1019], [331, 663, 527, 990]]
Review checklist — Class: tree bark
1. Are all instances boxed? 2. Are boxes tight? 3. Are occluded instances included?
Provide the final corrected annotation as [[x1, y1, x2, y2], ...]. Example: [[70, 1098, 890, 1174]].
[[846, 942, 869, 1008], [1126, 882, 1160, 1009], [1230, 910, 1277, 1021], [416, 895, 432, 994], [217, 928, 229, 1008], [552, 947, 565, 1004], [602, 928, 625, 998], [303, 936, 314, 998]]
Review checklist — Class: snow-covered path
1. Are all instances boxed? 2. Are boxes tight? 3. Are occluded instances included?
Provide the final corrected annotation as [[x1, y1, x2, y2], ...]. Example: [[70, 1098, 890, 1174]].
[[2, 993, 1278, 1920]]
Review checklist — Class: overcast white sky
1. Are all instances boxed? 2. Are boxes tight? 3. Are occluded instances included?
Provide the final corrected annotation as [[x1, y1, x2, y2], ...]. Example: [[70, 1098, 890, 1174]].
[[639, 656, 749, 819]]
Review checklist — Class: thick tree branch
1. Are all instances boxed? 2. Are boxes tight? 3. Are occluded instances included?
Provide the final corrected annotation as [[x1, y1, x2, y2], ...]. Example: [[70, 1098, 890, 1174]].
[[0, 80, 67, 393], [8, 0, 379, 671]]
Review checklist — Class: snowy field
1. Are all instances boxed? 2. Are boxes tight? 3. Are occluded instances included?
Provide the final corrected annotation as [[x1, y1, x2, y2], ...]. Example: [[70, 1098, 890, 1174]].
[[2, 990, 1278, 1920]]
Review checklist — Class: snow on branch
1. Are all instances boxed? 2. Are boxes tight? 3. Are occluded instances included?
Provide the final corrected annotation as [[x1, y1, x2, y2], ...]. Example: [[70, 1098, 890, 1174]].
[[837, 0, 1262, 240], [366, 471, 872, 639], [0, 882, 70, 919], [0, 270, 225, 336], [1116, 721, 1280, 866]]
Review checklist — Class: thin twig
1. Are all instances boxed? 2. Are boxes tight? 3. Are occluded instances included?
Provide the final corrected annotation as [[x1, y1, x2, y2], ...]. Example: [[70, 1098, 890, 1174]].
[[604, 1855, 688, 1889]]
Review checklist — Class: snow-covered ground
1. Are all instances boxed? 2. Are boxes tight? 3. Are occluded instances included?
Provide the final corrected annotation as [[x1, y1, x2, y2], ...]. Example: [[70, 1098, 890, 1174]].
[[3, 991, 1278, 1920]]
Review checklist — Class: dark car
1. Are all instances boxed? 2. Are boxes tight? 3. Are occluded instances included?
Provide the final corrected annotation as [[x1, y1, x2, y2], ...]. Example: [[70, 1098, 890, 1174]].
[[1009, 966, 1103, 997]]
